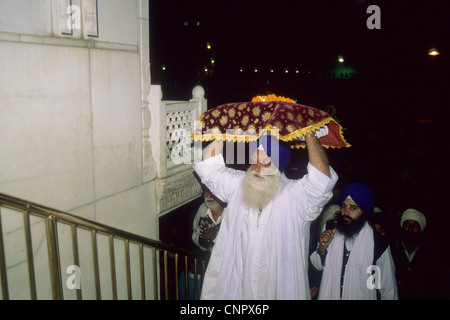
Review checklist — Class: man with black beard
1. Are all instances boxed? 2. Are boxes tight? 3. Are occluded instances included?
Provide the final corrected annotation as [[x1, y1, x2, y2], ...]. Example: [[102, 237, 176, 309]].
[[310, 183, 398, 299], [334, 204, 367, 238], [391, 208, 434, 300]]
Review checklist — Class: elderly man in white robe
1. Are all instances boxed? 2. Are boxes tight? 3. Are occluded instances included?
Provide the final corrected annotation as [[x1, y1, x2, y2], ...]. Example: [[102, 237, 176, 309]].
[[193, 130, 338, 300], [310, 182, 398, 300]]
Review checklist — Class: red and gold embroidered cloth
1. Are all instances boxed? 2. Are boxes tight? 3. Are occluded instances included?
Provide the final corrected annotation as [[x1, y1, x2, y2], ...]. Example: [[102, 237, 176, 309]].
[[192, 100, 350, 148]]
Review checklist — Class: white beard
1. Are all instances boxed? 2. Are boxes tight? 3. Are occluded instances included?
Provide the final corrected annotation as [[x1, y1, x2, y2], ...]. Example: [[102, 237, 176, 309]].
[[241, 167, 282, 211], [205, 198, 221, 211]]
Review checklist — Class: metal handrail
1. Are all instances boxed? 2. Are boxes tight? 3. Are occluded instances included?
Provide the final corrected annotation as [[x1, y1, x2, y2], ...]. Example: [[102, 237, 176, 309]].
[[0, 192, 206, 300]]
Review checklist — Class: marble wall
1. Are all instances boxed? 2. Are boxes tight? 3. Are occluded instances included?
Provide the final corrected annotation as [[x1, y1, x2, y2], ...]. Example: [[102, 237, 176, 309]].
[[0, 0, 157, 237], [0, 0, 206, 299], [0, 0, 163, 299]]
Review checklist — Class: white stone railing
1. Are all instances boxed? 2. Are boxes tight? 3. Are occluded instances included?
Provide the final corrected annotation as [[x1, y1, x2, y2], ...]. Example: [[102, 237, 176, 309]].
[[149, 85, 207, 216]]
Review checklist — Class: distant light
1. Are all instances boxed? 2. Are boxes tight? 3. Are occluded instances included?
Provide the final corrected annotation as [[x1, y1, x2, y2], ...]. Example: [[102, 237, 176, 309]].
[[196, 21, 200, 27], [295, 68, 300, 74], [254, 67, 258, 73], [428, 48, 440, 56], [270, 67, 274, 73], [161, 65, 166, 71], [239, 67, 244, 72], [338, 55, 344, 63], [210, 58, 215, 64], [204, 67, 208, 73], [183, 21, 188, 27], [284, 68, 289, 74], [206, 42, 212, 50]]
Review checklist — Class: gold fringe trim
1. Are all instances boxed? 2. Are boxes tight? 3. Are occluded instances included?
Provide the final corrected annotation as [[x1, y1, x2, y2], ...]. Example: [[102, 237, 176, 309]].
[[191, 116, 351, 148]]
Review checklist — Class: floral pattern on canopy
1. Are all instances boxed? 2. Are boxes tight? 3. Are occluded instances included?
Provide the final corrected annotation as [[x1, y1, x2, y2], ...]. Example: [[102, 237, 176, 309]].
[[192, 95, 350, 149]]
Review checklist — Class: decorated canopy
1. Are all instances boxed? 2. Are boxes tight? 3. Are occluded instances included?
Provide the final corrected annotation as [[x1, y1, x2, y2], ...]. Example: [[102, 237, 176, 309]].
[[191, 95, 350, 148]]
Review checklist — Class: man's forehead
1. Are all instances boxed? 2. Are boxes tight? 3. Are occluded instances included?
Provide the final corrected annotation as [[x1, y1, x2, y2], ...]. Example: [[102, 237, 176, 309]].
[[251, 149, 270, 161], [258, 150, 271, 162], [342, 196, 358, 206], [403, 219, 420, 227]]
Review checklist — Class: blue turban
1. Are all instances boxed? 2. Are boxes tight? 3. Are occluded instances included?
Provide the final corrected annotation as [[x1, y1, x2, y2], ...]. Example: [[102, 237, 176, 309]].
[[249, 135, 291, 172], [338, 183, 375, 215]]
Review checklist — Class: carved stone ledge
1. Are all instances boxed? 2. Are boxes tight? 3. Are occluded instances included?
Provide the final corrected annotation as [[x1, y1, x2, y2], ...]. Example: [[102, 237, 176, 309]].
[[156, 170, 202, 216]]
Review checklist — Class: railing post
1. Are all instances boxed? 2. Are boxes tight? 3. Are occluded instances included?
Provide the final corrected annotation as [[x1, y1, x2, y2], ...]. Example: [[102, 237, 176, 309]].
[[45, 216, 63, 300], [0, 208, 9, 300], [190, 85, 207, 116], [70, 224, 82, 300], [152, 247, 158, 300], [139, 243, 146, 300], [125, 239, 132, 299], [163, 250, 168, 300], [184, 255, 188, 300], [149, 85, 165, 178], [91, 230, 101, 300], [174, 253, 179, 300], [194, 258, 198, 300], [23, 208, 37, 300], [109, 235, 117, 300]]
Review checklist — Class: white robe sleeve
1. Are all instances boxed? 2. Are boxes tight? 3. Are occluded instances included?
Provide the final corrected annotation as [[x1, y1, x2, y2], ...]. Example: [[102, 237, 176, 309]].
[[310, 250, 325, 271], [200, 204, 230, 299], [290, 162, 339, 222], [193, 154, 244, 204], [310, 223, 327, 271], [194, 155, 242, 299], [376, 246, 398, 300]]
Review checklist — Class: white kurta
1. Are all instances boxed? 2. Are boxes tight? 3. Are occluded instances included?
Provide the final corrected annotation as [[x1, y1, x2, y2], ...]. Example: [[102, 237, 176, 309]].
[[193, 154, 338, 300], [310, 222, 398, 300]]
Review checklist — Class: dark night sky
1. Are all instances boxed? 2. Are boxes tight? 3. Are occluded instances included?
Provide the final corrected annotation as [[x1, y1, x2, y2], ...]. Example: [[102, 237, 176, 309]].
[[150, 0, 449, 110], [150, 0, 450, 239]]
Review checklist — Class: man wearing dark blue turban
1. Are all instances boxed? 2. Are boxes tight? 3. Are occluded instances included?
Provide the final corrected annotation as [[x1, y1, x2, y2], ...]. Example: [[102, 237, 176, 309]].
[[310, 182, 398, 300], [338, 182, 375, 216]]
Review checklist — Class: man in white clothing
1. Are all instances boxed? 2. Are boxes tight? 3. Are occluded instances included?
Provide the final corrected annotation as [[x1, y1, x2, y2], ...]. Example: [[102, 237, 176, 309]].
[[194, 132, 338, 299], [310, 182, 398, 300]]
